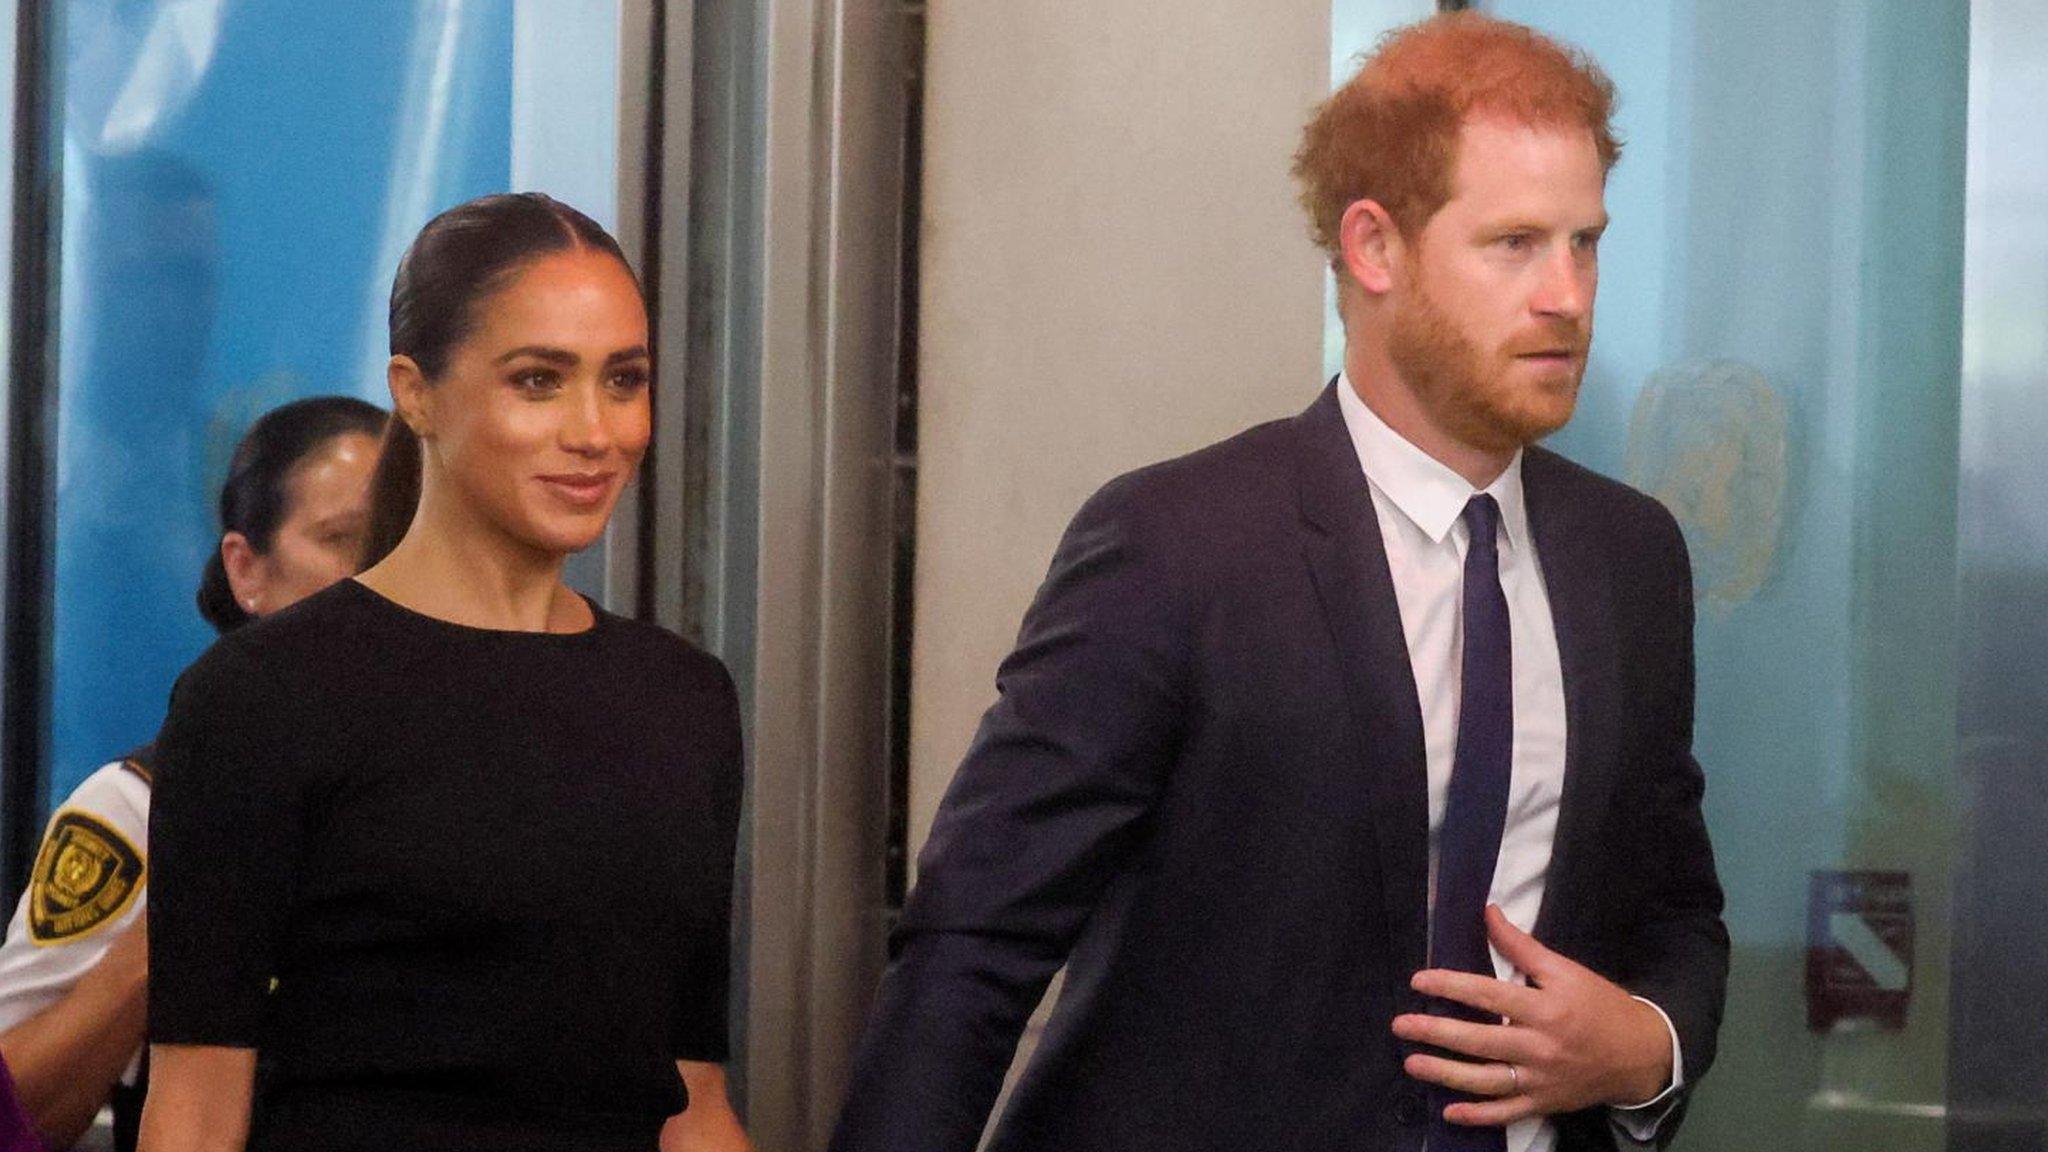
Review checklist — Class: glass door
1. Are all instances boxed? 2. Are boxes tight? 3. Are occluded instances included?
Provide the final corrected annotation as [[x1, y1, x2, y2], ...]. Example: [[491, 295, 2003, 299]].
[[31, 0, 623, 819]]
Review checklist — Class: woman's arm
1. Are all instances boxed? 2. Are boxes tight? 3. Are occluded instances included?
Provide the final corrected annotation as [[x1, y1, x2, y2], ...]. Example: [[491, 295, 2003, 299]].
[[135, 1044, 256, 1152], [146, 648, 304, 1152], [0, 915, 148, 1148], [660, 1061, 750, 1152]]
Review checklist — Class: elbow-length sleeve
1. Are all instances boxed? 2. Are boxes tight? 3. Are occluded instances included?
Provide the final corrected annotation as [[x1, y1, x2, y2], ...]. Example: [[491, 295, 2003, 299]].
[[669, 662, 744, 1064], [147, 643, 309, 1048]]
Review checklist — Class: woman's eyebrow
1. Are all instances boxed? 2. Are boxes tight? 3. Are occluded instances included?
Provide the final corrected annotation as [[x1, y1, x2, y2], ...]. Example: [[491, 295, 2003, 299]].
[[308, 510, 368, 533], [491, 345, 650, 366], [494, 345, 578, 366]]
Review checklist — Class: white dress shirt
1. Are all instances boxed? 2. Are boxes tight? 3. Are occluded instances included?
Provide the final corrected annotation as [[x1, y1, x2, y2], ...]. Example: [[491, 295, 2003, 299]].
[[1336, 377, 1682, 1151]]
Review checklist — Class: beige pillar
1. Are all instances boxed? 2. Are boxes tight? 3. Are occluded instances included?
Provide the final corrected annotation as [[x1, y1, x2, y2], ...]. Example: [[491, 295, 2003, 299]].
[[911, 1, 1333, 850]]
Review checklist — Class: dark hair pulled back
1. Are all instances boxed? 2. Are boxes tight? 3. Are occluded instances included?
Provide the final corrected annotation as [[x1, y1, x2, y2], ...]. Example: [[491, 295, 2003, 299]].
[[362, 192, 637, 568], [197, 395, 388, 633]]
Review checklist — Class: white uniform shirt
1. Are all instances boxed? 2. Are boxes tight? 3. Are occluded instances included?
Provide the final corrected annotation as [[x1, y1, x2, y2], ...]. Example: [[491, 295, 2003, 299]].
[[0, 760, 151, 1084], [1337, 378, 1681, 1150]]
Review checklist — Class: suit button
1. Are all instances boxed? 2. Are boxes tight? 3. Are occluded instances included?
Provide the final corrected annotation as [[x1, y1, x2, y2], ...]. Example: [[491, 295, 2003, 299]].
[[1394, 1089, 1429, 1126]]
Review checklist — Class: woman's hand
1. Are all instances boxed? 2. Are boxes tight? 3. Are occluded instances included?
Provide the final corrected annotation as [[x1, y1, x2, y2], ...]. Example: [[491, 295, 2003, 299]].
[[660, 1060, 751, 1152]]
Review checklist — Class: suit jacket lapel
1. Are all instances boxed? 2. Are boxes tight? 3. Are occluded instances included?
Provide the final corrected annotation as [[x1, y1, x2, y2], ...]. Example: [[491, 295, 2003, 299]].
[[1525, 449, 1623, 955], [1292, 382, 1432, 981]]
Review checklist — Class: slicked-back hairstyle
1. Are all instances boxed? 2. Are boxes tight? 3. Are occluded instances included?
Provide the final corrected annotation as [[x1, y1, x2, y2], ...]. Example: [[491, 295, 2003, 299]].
[[363, 192, 639, 568], [1293, 13, 1621, 269], [197, 395, 388, 633]]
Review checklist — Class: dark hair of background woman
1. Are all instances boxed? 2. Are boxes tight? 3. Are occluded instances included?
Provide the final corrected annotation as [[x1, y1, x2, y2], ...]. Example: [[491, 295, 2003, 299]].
[[361, 192, 639, 569], [196, 395, 389, 634]]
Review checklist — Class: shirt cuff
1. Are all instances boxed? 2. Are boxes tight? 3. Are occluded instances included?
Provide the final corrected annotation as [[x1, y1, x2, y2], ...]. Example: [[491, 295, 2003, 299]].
[[1608, 995, 1685, 1144]]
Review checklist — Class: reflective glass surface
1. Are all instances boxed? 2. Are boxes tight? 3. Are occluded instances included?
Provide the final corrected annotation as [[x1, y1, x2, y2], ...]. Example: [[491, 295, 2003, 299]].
[[1951, 1, 2048, 1145], [46, 0, 619, 810]]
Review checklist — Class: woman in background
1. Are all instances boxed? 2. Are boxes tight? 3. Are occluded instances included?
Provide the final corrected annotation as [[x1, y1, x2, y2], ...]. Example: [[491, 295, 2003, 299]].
[[0, 396, 384, 1152], [139, 194, 749, 1152]]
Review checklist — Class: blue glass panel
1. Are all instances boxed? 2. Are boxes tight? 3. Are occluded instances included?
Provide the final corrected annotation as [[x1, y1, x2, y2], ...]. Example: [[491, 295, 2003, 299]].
[[47, 1, 519, 807]]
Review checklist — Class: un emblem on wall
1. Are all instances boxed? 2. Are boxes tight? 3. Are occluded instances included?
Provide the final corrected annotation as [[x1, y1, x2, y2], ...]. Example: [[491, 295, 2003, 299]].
[[1624, 360, 1789, 607], [29, 811, 145, 943]]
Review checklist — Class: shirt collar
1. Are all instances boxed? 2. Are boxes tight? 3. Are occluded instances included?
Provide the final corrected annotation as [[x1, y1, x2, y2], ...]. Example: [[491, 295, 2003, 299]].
[[1334, 372, 1529, 552]]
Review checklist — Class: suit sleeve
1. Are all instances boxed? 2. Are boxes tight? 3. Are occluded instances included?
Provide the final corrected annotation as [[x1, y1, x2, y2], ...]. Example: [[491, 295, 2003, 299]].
[[1612, 505, 1729, 1146], [829, 475, 1190, 1152]]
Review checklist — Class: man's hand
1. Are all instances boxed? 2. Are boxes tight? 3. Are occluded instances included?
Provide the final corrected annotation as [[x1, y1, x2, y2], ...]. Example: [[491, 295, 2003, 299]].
[[1391, 905, 1673, 1128]]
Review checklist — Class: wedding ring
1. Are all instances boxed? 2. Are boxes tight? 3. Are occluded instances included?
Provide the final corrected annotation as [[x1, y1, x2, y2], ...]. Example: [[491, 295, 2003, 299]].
[[1506, 1063, 1522, 1095]]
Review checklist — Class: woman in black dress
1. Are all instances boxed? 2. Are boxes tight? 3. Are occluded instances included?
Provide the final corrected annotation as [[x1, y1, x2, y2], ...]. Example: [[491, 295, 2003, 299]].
[[138, 194, 750, 1152]]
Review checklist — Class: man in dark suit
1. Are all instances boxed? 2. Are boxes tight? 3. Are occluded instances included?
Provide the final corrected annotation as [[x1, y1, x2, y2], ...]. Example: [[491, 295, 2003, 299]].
[[830, 13, 1727, 1152]]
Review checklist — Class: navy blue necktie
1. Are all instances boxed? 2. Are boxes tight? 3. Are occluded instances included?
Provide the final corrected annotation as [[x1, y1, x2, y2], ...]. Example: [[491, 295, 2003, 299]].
[[1427, 495, 1512, 1152]]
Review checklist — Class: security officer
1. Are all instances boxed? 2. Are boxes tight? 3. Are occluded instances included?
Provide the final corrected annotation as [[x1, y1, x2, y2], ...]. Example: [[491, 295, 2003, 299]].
[[0, 750, 153, 1150], [0, 395, 383, 1150]]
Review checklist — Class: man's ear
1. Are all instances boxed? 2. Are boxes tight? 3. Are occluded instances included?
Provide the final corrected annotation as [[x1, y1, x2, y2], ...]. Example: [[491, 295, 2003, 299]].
[[220, 532, 268, 616], [1338, 198, 1404, 297], [387, 354, 435, 440]]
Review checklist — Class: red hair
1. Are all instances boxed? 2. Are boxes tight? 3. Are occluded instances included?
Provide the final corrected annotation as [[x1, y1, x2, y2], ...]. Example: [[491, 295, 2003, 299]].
[[1294, 13, 1621, 266]]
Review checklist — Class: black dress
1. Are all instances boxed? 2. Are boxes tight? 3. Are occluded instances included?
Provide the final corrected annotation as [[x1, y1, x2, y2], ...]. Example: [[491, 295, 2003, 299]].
[[148, 579, 743, 1152]]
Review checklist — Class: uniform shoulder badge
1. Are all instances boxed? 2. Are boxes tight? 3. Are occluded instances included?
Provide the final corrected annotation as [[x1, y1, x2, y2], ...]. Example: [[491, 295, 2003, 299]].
[[29, 810, 145, 944]]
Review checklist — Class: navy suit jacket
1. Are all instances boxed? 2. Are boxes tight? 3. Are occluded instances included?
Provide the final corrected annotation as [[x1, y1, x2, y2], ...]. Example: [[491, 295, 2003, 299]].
[[831, 384, 1729, 1152]]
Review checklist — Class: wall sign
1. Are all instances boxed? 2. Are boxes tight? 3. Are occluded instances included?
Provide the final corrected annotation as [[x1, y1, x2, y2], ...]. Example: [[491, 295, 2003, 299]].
[[1806, 870, 1913, 1032]]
